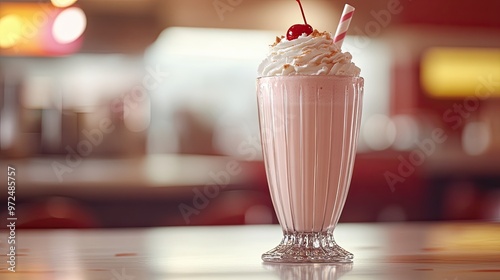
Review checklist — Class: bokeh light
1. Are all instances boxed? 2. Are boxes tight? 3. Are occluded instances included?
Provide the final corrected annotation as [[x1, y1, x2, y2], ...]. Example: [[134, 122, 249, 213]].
[[50, 0, 78, 8], [391, 115, 420, 150], [52, 7, 86, 44], [362, 114, 396, 151], [462, 121, 491, 156], [0, 14, 23, 48]]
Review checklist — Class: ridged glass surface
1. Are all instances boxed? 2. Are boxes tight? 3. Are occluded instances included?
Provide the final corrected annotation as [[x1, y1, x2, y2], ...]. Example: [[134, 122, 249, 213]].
[[263, 262, 353, 279], [257, 76, 363, 263]]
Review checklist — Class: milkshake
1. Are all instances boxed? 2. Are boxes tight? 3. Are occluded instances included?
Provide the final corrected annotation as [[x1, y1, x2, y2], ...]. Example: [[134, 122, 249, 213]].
[[257, 2, 363, 263], [258, 76, 362, 233]]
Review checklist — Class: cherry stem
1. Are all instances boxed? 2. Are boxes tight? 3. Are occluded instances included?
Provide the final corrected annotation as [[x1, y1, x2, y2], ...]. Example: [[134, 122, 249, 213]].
[[296, 0, 308, 25]]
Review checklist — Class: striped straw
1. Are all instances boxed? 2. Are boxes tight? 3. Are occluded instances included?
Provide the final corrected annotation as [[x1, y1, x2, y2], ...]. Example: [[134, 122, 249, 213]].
[[334, 4, 355, 49]]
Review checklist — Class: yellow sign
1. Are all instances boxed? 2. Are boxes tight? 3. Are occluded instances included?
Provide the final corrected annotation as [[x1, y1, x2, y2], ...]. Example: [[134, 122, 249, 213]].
[[421, 48, 500, 98]]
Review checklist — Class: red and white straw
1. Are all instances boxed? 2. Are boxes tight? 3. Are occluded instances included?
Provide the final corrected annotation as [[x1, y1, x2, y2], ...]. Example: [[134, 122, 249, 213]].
[[334, 4, 355, 49]]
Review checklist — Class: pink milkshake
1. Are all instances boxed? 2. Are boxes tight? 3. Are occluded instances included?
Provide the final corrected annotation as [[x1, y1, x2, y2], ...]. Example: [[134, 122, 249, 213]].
[[258, 76, 363, 263], [257, 4, 362, 263], [258, 76, 363, 234]]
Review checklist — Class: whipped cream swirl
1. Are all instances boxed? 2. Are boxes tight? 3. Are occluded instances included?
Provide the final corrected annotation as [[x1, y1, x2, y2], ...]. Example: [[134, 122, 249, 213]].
[[258, 30, 360, 77]]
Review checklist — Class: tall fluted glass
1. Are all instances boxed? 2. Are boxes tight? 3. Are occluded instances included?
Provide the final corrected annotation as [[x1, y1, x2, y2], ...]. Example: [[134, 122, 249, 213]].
[[257, 76, 363, 263]]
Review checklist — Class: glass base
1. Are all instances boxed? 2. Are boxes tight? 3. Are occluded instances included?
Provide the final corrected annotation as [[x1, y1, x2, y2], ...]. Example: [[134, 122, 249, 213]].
[[262, 231, 353, 263]]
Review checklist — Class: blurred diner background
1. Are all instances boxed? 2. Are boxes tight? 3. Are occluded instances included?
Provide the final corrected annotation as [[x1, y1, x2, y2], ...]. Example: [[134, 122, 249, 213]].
[[0, 0, 500, 229]]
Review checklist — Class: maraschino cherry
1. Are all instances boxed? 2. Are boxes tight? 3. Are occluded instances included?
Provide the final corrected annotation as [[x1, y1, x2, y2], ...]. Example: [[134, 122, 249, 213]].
[[287, 0, 313, 41]]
